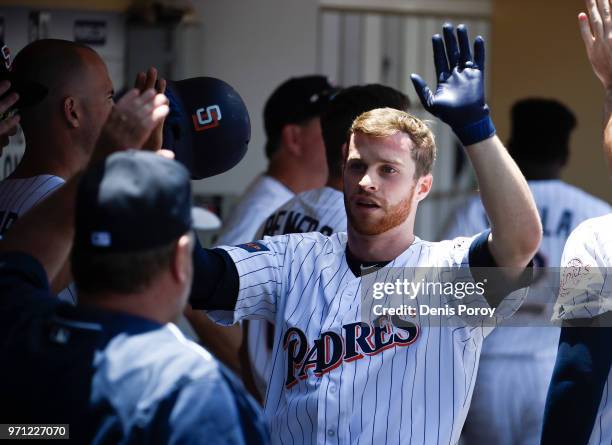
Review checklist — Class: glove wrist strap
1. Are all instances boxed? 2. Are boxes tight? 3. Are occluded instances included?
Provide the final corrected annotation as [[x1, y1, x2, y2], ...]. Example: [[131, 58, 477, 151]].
[[454, 116, 496, 146]]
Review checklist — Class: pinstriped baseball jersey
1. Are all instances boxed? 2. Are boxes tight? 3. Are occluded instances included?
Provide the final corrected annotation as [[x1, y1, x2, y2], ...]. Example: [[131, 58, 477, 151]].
[[248, 186, 346, 398], [0, 175, 77, 304], [0, 175, 65, 236], [212, 231, 525, 444], [256, 187, 346, 239], [216, 174, 294, 246], [553, 214, 612, 444]]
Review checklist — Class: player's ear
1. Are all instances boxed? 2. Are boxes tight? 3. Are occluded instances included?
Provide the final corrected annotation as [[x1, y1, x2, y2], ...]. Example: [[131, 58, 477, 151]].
[[63, 96, 80, 128], [340, 140, 350, 175], [341, 142, 348, 166], [171, 234, 193, 285], [414, 173, 433, 203], [279, 123, 302, 157]]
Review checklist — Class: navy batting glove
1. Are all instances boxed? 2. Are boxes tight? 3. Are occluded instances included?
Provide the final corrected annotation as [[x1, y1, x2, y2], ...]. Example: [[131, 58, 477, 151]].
[[411, 23, 495, 146]]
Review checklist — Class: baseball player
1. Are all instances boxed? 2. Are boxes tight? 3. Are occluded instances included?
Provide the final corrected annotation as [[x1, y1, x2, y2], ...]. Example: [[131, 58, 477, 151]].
[[443, 99, 610, 445], [543, 215, 612, 445], [244, 84, 411, 401], [189, 24, 541, 444], [541, 2, 612, 443], [0, 40, 115, 303], [0, 40, 165, 304]]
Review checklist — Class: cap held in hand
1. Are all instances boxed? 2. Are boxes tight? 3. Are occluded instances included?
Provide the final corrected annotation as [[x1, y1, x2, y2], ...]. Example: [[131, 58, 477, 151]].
[[162, 77, 251, 180]]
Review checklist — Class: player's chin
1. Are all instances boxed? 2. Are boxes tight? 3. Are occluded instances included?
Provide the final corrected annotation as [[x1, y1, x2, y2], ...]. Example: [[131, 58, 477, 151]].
[[348, 211, 385, 235], [351, 220, 386, 236]]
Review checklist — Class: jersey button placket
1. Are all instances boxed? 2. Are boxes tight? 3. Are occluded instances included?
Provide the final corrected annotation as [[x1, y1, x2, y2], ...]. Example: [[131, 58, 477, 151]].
[[317, 277, 355, 444], [318, 372, 341, 444], [340, 280, 360, 322], [335, 280, 360, 444]]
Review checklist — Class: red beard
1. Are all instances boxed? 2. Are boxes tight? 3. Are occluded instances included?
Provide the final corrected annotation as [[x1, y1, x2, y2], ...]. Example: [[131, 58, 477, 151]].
[[345, 183, 415, 236]]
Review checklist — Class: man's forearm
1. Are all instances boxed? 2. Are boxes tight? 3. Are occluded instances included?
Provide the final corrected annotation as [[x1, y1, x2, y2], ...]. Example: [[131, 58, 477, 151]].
[[603, 91, 612, 174], [464, 135, 541, 267], [183, 307, 243, 374], [541, 322, 612, 445], [409, 24, 541, 267]]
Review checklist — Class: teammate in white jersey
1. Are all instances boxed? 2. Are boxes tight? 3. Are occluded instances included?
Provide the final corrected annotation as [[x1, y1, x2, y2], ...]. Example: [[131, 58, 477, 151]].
[[190, 24, 542, 444], [0, 40, 116, 302], [0, 40, 166, 303], [542, 3, 612, 443], [444, 99, 610, 445], [0, 174, 65, 234], [542, 215, 612, 444], [244, 84, 411, 401]]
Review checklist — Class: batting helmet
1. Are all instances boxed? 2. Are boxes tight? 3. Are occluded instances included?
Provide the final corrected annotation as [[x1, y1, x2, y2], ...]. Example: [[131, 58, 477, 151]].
[[162, 77, 251, 180]]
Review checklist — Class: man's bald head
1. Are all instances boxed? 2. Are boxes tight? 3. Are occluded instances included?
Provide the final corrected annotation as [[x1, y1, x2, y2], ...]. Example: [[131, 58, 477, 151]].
[[13, 39, 114, 166], [13, 39, 114, 154], [13, 39, 99, 99]]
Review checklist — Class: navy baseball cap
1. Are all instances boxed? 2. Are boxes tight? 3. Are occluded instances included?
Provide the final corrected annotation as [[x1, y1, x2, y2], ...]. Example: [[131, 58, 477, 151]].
[[74, 151, 217, 253], [264, 75, 338, 157]]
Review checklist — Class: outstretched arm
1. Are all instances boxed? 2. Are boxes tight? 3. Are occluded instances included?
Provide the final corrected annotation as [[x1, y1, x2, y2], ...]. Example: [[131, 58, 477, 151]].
[[579, 0, 612, 172], [411, 24, 541, 269]]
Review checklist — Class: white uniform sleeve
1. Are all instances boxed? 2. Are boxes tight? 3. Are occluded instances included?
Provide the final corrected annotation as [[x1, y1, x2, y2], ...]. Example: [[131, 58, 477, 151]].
[[209, 236, 290, 325], [553, 219, 612, 321], [361, 233, 526, 338], [443, 233, 528, 327]]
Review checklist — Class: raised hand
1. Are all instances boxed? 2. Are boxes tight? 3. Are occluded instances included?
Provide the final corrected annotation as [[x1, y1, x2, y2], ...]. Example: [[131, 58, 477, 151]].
[[135, 67, 167, 151], [410, 24, 495, 146], [92, 87, 169, 164], [579, 0, 612, 90]]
